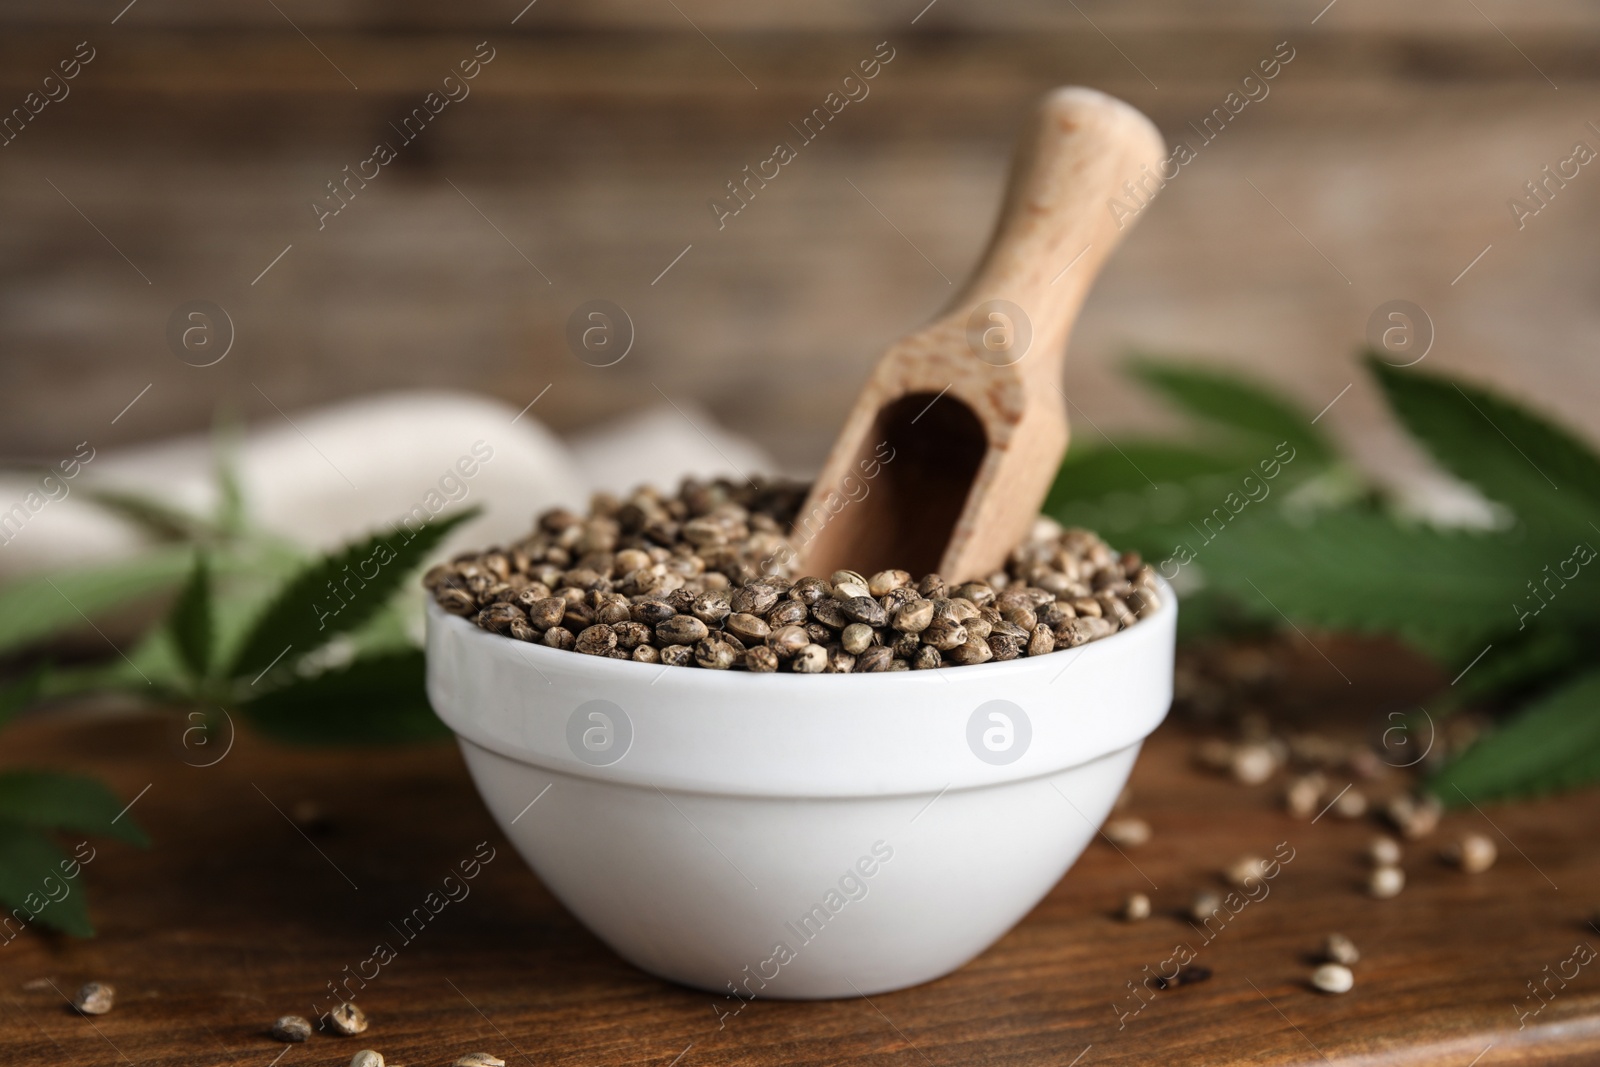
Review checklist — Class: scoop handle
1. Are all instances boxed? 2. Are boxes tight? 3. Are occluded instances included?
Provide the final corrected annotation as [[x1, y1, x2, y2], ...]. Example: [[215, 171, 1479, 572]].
[[941, 87, 1166, 382]]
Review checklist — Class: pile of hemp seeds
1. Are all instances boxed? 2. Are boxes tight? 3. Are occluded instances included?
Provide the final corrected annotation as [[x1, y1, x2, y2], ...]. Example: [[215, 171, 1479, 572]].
[[425, 477, 1161, 672]]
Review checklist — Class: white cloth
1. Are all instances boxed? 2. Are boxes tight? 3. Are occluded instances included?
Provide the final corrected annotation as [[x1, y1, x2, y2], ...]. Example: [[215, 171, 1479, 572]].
[[0, 391, 775, 578]]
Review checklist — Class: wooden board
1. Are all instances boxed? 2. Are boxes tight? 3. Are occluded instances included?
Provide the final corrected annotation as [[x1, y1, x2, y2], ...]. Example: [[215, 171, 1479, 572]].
[[3, 639, 1598, 1066]]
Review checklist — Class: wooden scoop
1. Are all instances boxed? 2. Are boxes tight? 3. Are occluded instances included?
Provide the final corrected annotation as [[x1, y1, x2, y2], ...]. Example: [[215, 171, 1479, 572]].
[[792, 87, 1165, 583]]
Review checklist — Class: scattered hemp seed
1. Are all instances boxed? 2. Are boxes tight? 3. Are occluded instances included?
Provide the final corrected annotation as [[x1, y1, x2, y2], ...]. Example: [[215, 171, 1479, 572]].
[[1152, 965, 1212, 990], [71, 982, 114, 1015], [1102, 817, 1152, 848], [270, 1015, 313, 1042], [1332, 787, 1368, 819], [1229, 743, 1277, 785], [1385, 793, 1442, 839], [350, 1052, 384, 1067], [1443, 833, 1497, 873], [1225, 855, 1269, 888], [327, 1002, 369, 1036], [1347, 748, 1384, 780], [1311, 963, 1354, 994], [1367, 866, 1405, 899], [428, 480, 1159, 672], [1323, 933, 1360, 966], [1121, 893, 1152, 922], [1189, 890, 1222, 922], [1368, 836, 1402, 867], [1285, 774, 1325, 819], [454, 1055, 507, 1067]]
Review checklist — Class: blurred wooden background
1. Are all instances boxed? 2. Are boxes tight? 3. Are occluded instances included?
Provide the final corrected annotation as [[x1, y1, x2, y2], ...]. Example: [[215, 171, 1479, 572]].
[[1, 0, 1597, 488]]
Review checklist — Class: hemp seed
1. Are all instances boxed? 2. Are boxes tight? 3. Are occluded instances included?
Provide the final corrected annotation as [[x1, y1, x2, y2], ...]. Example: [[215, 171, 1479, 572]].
[[1102, 817, 1152, 848], [808, 597, 848, 629], [1189, 890, 1222, 922], [694, 636, 738, 670], [922, 618, 967, 651], [1070, 616, 1117, 645], [730, 583, 780, 615], [868, 569, 910, 597], [454, 1055, 507, 1067], [476, 603, 523, 634], [327, 1001, 369, 1036], [1385, 793, 1443, 839], [1367, 866, 1405, 899], [841, 623, 875, 655], [857, 646, 894, 673], [736, 645, 773, 672], [892, 599, 934, 633], [575, 624, 618, 656], [270, 1015, 313, 1042], [725, 612, 770, 644], [1121, 893, 1152, 922], [1442, 833, 1497, 873], [1332, 787, 1368, 819], [433, 477, 1157, 673], [1153, 965, 1212, 990], [946, 637, 993, 666], [438, 588, 478, 615], [1368, 836, 1402, 866], [1225, 855, 1268, 888], [632, 598, 676, 626], [792, 643, 829, 674], [1311, 963, 1354, 994], [1229, 743, 1278, 785], [832, 581, 871, 602], [789, 576, 829, 605], [1285, 773, 1325, 818], [656, 615, 709, 645], [71, 982, 114, 1015], [351, 1052, 384, 1067], [1323, 933, 1360, 966], [767, 598, 810, 628], [840, 596, 887, 627], [768, 624, 810, 658]]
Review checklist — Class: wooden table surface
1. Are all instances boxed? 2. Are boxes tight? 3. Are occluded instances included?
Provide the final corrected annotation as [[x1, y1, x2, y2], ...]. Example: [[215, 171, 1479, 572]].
[[3, 643, 1598, 1067]]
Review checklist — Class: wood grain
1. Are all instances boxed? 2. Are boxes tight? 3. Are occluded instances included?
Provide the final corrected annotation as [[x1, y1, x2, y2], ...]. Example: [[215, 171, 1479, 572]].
[[2, 639, 1597, 1066]]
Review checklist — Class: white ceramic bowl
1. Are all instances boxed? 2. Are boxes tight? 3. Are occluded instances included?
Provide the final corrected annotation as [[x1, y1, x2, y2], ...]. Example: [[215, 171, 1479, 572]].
[[425, 581, 1175, 999]]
